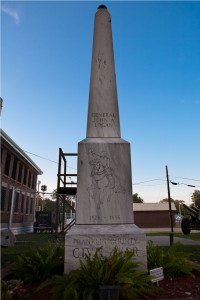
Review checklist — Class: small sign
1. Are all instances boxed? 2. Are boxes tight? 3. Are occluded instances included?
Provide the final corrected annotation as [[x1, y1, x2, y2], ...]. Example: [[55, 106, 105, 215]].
[[149, 267, 164, 285]]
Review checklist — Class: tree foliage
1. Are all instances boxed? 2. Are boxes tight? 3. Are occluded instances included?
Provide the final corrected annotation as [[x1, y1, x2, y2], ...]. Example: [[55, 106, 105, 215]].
[[160, 198, 186, 213], [35, 195, 43, 210], [43, 198, 56, 211], [191, 190, 200, 209], [132, 193, 144, 203], [160, 198, 175, 203]]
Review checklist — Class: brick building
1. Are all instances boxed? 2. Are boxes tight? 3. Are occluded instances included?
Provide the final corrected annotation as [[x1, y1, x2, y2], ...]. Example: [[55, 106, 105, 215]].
[[1, 129, 42, 234], [133, 203, 176, 228]]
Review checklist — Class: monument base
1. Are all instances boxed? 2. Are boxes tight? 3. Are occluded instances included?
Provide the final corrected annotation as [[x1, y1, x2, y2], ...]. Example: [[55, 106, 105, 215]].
[[64, 224, 147, 273]]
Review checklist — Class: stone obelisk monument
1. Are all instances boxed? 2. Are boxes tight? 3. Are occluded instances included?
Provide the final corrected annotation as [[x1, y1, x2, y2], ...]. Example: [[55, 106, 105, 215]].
[[65, 5, 147, 272]]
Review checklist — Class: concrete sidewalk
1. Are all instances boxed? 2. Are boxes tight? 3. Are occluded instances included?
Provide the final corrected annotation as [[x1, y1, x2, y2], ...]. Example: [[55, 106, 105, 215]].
[[143, 227, 194, 233], [143, 228, 200, 246]]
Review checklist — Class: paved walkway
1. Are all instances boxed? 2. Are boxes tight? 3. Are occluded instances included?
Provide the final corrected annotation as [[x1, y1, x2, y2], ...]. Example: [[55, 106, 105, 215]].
[[146, 235, 200, 246], [144, 228, 200, 246], [143, 227, 200, 233]]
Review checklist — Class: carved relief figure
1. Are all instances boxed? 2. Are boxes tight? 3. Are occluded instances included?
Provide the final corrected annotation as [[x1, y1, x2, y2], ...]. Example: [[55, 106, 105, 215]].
[[87, 148, 125, 208]]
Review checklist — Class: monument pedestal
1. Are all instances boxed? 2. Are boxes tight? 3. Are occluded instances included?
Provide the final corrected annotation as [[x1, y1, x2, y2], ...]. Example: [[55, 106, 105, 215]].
[[76, 138, 134, 225], [65, 224, 147, 273], [65, 137, 147, 272]]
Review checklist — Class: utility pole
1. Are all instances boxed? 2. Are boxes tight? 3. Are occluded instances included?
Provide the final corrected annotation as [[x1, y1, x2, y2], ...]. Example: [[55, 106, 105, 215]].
[[166, 165, 174, 245]]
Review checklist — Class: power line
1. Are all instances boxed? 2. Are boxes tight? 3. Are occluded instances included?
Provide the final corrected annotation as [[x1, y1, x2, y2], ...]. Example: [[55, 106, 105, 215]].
[[132, 178, 166, 185], [24, 150, 58, 164], [170, 175, 200, 182], [23, 150, 200, 185], [133, 183, 166, 186], [24, 150, 77, 170]]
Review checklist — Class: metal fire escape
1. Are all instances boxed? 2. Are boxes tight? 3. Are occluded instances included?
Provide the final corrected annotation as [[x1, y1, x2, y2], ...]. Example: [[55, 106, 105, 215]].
[[56, 148, 77, 233]]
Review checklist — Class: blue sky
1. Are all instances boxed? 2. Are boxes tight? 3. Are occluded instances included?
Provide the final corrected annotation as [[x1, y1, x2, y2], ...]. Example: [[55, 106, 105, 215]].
[[1, 1, 200, 204]]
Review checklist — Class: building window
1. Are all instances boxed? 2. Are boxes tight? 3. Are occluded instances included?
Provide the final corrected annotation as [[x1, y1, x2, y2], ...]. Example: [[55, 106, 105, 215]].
[[5, 152, 11, 176], [21, 194, 25, 213], [23, 166, 27, 185], [26, 196, 29, 214], [12, 157, 18, 180], [28, 171, 31, 188], [8, 189, 13, 211], [1, 187, 6, 211], [30, 198, 34, 214], [1, 147, 3, 162], [32, 175, 35, 189], [14, 192, 20, 212], [18, 163, 22, 183]]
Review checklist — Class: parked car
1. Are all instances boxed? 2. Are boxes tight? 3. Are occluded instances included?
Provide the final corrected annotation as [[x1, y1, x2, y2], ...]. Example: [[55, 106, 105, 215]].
[[33, 211, 56, 233]]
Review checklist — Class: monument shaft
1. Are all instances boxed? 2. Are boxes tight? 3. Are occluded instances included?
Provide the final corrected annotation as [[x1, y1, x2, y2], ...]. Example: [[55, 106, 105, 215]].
[[87, 7, 120, 138]]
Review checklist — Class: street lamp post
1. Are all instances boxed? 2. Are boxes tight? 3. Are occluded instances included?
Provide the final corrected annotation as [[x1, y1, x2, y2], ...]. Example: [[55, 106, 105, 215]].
[[41, 185, 47, 211]]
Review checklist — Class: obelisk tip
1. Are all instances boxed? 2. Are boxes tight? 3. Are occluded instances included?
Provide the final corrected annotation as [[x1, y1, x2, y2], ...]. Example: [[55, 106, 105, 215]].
[[87, 2, 121, 138], [97, 4, 107, 10]]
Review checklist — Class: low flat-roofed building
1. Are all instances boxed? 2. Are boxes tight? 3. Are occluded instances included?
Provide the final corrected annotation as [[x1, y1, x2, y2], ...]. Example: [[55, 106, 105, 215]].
[[133, 202, 176, 228], [1, 129, 42, 234]]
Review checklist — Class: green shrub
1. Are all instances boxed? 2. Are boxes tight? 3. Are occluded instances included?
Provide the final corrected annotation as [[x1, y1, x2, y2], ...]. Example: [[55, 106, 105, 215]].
[[162, 243, 194, 277], [147, 240, 164, 269], [1, 280, 28, 300], [39, 247, 158, 300], [147, 240, 194, 277], [11, 241, 64, 283]]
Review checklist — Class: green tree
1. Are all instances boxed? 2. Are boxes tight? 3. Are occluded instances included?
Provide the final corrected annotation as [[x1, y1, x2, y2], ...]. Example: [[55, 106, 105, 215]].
[[191, 190, 200, 209], [48, 190, 75, 213], [160, 198, 175, 203], [35, 194, 43, 210], [43, 198, 56, 211], [166, 199, 184, 213], [51, 189, 57, 201], [174, 200, 185, 213], [132, 193, 143, 203], [160, 198, 189, 215]]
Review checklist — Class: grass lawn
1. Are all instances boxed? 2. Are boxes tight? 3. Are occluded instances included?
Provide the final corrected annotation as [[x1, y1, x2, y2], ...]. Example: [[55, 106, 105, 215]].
[[176, 245, 200, 264], [146, 232, 200, 264], [1, 232, 200, 269], [1, 233, 64, 268], [158, 245, 200, 264]]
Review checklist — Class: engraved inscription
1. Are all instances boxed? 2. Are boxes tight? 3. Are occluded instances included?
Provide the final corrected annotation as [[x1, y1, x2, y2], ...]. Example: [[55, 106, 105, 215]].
[[71, 237, 146, 259], [91, 112, 116, 128], [73, 237, 139, 246], [90, 215, 120, 221], [72, 246, 142, 259], [87, 149, 125, 210]]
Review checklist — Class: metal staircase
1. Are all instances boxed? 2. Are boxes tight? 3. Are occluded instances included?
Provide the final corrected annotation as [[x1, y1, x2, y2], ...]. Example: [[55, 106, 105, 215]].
[[56, 148, 77, 233]]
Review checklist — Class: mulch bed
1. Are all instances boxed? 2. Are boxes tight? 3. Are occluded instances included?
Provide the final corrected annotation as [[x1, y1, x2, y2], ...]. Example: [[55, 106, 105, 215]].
[[153, 269, 200, 299], [2, 269, 200, 299]]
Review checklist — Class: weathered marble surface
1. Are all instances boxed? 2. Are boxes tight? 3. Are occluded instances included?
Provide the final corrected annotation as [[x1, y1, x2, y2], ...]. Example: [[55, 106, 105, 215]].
[[65, 5, 147, 273], [76, 138, 134, 224], [65, 224, 147, 273], [87, 7, 120, 138]]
